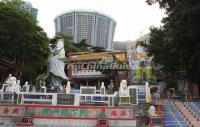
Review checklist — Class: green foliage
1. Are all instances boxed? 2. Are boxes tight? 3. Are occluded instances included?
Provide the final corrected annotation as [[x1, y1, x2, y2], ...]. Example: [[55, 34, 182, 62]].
[[144, 0, 200, 83], [50, 33, 106, 54], [96, 55, 128, 77], [0, 0, 50, 82], [90, 46, 106, 52]]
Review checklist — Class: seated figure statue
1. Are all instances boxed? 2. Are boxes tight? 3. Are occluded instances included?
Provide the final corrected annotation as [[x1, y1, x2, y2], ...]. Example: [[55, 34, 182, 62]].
[[5, 76, 17, 92], [119, 80, 129, 96], [148, 105, 156, 116], [46, 36, 69, 92], [5, 74, 12, 84], [3, 74, 21, 93]]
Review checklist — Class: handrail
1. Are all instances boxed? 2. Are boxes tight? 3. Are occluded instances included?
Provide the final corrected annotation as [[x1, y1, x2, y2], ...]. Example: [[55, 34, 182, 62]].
[[0, 91, 119, 106]]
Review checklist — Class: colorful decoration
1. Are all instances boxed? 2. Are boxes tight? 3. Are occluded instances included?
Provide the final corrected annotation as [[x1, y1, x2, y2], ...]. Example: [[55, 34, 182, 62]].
[[145, 66, 153, 80], [0, 105, 133, 119]]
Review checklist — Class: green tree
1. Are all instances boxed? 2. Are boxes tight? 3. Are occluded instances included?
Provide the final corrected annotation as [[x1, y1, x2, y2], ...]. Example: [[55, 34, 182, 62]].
[[91, 46, 106, 52], [50, 34, 106, 54], [144, 0, 200, 85], [0, 0, 50, 82], [50, 33, 82, 54], [96, 55, 128, 76]]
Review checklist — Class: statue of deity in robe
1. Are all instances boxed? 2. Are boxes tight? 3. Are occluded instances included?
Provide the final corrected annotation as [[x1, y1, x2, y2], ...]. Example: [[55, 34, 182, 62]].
[[145, 82, 152, 103], [100, 82, 105, 95], [46, 36, 69, 92]]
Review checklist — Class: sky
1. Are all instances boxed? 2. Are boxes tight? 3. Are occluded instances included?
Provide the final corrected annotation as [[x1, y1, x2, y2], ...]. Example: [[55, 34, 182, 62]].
[[26, 0, 165, 41]]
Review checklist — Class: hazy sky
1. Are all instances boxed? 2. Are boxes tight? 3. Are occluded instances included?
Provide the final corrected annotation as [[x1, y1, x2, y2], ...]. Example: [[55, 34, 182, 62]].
[[26, 0, 165, 41]]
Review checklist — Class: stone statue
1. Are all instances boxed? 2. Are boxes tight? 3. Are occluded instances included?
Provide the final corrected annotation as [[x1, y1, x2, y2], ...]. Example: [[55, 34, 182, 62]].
[[14, 80, 21, 92], [145, 82, 152, 103], [31, 85, 36, 92], [5, 74, 12, 84], [120, 80, 128, 91], [47, 37, 69, 92], [148, 105, 156, 116], [5, 75, 16, 92], [22, 81, 30, 92], [100, 82, 105, 95], [108, 79, 114, 94], [119, 80, 129, 96], [65, 81, 71, 94], [2, 74, 22, 93], [41, 85, 47, 93]]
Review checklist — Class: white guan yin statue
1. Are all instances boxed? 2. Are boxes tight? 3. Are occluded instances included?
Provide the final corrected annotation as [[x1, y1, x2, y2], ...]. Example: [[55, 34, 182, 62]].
[[46, 37, 69, 92]]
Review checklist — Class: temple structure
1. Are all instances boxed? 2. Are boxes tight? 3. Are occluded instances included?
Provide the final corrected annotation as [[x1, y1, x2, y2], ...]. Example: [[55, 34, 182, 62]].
[[67, 51, 128, 90]]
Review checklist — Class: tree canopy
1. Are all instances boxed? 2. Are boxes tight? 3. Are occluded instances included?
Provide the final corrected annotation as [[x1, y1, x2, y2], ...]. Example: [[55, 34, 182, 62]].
[[0, 0, 50, 82], [144, 0, 200, 84], [50, 33, 106, 54]]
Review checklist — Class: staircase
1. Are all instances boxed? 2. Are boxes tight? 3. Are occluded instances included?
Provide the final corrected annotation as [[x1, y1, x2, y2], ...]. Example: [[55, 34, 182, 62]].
[[185, 102, 200, 119], [175, 102, 200, 127], [164, 102, 189, 127]]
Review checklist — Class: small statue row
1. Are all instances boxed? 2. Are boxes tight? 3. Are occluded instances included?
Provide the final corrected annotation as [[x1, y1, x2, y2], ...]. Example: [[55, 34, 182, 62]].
[[3, 74, 30, 93]]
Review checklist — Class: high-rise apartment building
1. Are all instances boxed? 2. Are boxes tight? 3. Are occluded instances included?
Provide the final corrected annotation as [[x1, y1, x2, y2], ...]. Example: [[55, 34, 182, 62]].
[[20, 1, 38, 18], [55, 10, 116, 50]]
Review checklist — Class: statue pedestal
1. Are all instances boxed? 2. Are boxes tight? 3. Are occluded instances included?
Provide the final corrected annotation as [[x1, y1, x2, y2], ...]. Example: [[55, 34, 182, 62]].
[[118, 95, 131, 107]]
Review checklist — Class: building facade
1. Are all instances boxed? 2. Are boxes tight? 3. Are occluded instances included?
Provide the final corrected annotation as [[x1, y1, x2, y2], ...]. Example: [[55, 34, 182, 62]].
[[67, 51, 127, 89], [20, 1, 38, 18], [55, 10, 116, 50]]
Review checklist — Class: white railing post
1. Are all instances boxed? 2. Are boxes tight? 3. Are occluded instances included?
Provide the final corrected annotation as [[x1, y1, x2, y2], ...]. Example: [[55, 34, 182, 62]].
[[74, 94, 80, 106], [52, 93, 57, 105]]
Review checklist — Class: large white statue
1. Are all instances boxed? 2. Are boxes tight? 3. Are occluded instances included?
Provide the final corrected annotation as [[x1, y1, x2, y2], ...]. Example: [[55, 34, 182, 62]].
[[47, 37, 69, 92], [145, 82, 152, 103]]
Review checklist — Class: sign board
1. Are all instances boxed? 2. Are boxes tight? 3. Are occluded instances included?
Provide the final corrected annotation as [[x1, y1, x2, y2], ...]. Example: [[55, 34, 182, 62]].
[[80, 86, 96, 94], [24, 106, 133, 119], [0, 105, 133, 119], [22, 94, 53, 104], [3, 93, 13, 100], [57, 94, 75, 105], [80, 95, 109, 103]]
